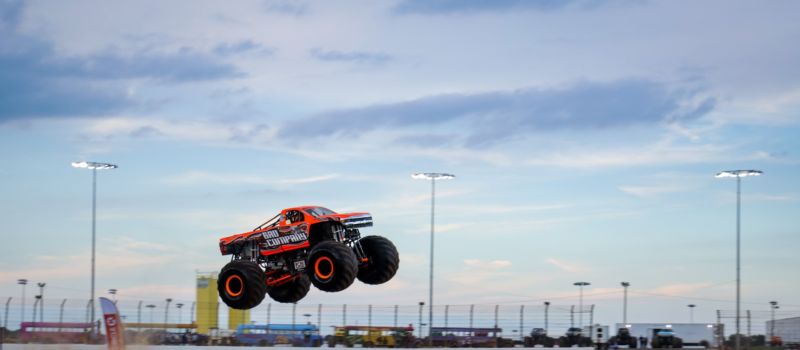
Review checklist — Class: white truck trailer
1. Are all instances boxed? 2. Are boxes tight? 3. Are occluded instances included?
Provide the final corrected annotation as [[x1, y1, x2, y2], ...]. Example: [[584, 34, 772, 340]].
[[614, 323, 721, 348], [766, 316, 800, 348]]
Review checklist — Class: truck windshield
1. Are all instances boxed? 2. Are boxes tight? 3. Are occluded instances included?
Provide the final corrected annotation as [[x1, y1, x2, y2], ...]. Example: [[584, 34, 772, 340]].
[[305, 207, 335, 218]]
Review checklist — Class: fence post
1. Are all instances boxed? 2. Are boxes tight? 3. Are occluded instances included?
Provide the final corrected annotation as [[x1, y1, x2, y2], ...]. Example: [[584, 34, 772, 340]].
[[267, 303, 271, 335], [445, 305, 449, 329], [292, 303, 297, 332], [394, 305, 398, 329], [716, 310, 722, 350], [519, 305, 525, 342], [59, 299, 66, 332], [469, 304, 474, 345], [1, 297, 11, 350], [318, 304, 322, 335], [494, 305, 499, 347], [571, 305, 575, 327], [368, 304, 373, 333], [343, 304, 347, 327]]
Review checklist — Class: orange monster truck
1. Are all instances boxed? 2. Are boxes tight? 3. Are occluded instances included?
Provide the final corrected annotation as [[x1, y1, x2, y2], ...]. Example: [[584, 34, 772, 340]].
[[217, 206, 399, 309]]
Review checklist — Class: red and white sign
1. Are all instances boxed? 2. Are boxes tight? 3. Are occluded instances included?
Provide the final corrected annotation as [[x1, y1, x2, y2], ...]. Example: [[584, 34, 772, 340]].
[[99, 297, 125, 350]]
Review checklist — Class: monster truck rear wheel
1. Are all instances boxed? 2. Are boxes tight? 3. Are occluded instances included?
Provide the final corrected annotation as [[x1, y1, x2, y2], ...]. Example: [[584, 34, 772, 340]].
[[217, 260, 266, 310], [356, 235, 399, 285], [307, 241, 358, 292], [267, 274, 311, 303]]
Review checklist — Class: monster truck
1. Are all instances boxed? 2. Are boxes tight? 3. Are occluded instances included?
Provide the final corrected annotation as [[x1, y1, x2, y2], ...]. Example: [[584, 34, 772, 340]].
[[217, 206, 399, 309], [609, 327, 638, 348], [651, 329, 683, 349], [558, 327, 592, 347], [524, 328, 556, 347]]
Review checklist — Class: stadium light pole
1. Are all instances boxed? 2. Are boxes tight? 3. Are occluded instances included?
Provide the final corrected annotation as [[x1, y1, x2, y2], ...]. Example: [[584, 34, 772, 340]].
[[146, 304, 156, 324], [412, 172, 455, 345], [688, 304, 696, 323], [574, 282, 590, 328], [17, 279, 27, 324], [71, 161, 117, 328], [37, 283, 45, 324], [176, 303, 184, 325], [769, 301, 778, 340], [164, 298, 172, 330], [621, 282, 630, 325], [715, 169, 762, 350]]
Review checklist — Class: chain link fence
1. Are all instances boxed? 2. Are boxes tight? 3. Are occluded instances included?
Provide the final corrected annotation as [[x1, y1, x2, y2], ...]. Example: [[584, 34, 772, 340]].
[[1, 296, 595, 340]]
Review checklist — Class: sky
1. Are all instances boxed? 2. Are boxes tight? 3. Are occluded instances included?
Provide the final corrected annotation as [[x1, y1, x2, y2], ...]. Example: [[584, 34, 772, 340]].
[[1, 0, 800, 334]]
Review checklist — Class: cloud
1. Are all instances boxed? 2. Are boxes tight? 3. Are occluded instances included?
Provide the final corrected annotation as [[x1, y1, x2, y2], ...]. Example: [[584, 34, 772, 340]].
[[545, 258, 587, 273], [309, 48, 392, 64], [213, 40, 275, 56], [618, 185, 689, 197], [280, 80, 715, 148], [264, 0, 309, 16], [162, 170, 339, 187], [448, 259, 514, 285], [392, 0, 632, 15], [0, 1, 241, 122]]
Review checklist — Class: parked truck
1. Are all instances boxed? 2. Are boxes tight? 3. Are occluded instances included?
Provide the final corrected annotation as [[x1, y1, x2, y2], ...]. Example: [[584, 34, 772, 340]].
[[328, 325, 416, 348], [615, 323, 718, 348]]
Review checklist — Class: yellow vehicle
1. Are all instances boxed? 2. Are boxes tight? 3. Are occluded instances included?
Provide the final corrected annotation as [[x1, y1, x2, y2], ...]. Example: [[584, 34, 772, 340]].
[[328, 325, 416, 348]]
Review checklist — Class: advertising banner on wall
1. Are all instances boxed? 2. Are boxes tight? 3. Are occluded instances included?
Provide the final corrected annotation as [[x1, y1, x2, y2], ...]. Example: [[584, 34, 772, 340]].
[[99, 297, 126, 350]]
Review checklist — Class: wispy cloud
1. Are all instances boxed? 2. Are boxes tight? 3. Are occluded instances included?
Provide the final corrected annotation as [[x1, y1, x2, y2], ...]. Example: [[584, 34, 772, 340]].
[[264, 0, 309, 16], [619, 185, 689, 197], [162, 171, 339, 187], [213, 40, 275, 56], [545, 258, 588, 273], [392, 0, 637, 15], [0, 1, 241, 122], [280, 80, 715, 148], [309, 48, 392, 64]]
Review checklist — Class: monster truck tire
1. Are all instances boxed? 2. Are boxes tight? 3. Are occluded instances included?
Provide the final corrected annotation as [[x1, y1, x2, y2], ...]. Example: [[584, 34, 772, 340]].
[[267, 274, 311, 303], [217, 260, 266, 310], [307, 241, 358, 292], [356, 235, 400, 285]]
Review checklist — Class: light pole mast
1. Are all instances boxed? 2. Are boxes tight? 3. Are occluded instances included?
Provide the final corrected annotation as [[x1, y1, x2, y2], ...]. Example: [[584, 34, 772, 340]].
[[574, 282, 590, 329], [688, 304, 696, 323], [17, 280, 27, 324], [716, 169, 762, 350], [412, 172, 455, 345], [769, 301, 778, 341], [72, 161, 117, 328], [621, 282, 630, 325]]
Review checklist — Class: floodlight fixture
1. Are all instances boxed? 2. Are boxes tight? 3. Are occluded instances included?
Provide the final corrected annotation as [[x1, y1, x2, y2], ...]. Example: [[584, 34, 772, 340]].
[[715, 170, 762, 178], [411, 173, 455, 180], [71, 161, 118, 170]]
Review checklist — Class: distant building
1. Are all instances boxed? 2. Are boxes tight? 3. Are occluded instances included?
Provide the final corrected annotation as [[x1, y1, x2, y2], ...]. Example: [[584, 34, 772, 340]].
[[196, 272, 219, 335]]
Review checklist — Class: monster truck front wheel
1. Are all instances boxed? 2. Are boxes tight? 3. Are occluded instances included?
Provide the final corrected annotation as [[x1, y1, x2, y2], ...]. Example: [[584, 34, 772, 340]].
[[307, 241, 358, 292], [218, 260, 267, 310], [356, 235, 399, 285], [267, 274, 311, 303]]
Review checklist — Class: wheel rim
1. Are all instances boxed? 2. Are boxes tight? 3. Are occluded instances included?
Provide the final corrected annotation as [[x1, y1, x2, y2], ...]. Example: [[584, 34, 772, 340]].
[[314, 256, 334, 280], [225, 275, 244, 297]]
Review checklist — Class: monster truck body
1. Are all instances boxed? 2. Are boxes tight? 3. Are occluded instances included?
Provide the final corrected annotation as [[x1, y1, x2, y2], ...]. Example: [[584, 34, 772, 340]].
[[217, 206, 399, 309]]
